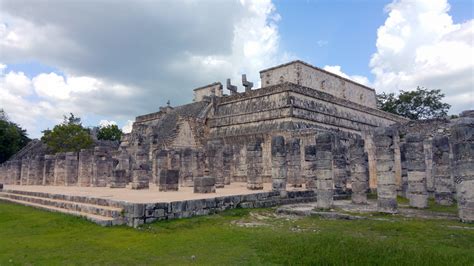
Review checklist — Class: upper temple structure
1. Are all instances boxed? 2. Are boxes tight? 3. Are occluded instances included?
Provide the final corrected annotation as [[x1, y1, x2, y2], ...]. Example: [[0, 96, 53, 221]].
[[1, 60, 473, 226]]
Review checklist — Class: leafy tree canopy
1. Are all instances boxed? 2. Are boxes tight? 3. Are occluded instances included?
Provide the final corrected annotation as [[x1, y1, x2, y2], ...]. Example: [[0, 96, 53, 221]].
[[41, 113, 93, 153], [377, 87, 451, 120], [97, 124, 123, 142], [0, 109, 31, 163]]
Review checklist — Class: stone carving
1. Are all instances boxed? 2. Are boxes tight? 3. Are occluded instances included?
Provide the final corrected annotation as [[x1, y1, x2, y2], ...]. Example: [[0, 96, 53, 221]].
[[374, 127, 398, 213], [432, 136, 455, 205], [286, 138, 303, 187], [314, 132, 335, 209], [242, 74, 253, 92], [246, 138, 263, 190], [349, 138, 369, 204], [159, 169, 179, 191], [131, 146, 150, 190], [405, 134, 428, 208], [226, 78, 237, 95], [194, 176, 216, 193], [271, 136, 287, 195]]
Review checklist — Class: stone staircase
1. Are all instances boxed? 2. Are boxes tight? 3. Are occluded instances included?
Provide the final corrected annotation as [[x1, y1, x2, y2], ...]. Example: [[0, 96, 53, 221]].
[[0, 189, 125, 226]]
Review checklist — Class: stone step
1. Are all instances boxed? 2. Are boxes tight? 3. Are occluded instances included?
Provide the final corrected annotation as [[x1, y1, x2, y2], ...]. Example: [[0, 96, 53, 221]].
[[3, 189, 123, 208], [0, 197, 120, 226], [0, 192, 124, 220]]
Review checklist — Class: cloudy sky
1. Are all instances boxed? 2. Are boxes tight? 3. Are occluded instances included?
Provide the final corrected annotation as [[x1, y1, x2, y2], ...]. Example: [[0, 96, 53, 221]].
[[0, 0, 472, 138]]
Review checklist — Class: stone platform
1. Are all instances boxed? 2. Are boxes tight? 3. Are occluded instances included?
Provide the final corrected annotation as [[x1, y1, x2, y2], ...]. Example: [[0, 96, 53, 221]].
[[0, 183, 316, 227]]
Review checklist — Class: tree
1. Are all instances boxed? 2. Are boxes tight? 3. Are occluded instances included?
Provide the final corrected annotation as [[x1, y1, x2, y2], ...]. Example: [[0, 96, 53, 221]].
[[97, 124, 123, 141], [0, 109, 31, 163], [41, 113, 93, 153], [377, 87, 451, 120]]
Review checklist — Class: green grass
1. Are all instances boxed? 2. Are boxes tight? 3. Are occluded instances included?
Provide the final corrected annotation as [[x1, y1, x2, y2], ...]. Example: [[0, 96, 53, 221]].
[[1, 202, 474, 265]]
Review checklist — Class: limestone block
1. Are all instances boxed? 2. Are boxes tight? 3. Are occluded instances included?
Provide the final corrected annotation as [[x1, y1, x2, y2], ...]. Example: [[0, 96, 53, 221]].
[[207, 139, 225, 188], [194, 176, 216, 193], [159, 169, 179, 191], [315, 132, 335, 209], [65, 152, 79, 186], [374, 127, 398, 213], [92, 147, 113, 187], [304, 145, 317, 189], [271, 136, 287, 194], [246, 138, 264, 190], [43, 155, 55, 185], [110, 169, 127, 188], [54, 153, 66, 186], [405, 133, 428, 208], [286, 138, 303, 187], [349, 138, 369, 204], [333, 137, 349, 193], [78, 149, 93, 187]]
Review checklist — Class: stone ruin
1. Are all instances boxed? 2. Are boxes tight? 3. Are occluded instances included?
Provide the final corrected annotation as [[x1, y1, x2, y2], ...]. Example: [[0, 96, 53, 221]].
[[0, 60, 472, 224]]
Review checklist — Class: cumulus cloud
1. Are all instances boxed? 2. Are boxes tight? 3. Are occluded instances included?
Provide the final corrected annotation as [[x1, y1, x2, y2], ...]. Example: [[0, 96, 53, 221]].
[[370, 0, 474, 114], [323, 65, 371, 87], [0, 0, 285, 137]]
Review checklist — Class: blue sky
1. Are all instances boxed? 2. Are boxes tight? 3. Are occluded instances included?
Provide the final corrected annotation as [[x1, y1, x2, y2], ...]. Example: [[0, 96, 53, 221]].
[[0, 0, 473, 138]]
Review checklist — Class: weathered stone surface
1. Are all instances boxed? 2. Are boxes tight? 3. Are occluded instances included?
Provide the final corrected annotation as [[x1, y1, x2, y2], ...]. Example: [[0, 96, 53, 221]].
[[65, 152, 78, 186], [207, 139, 224, 188], [333, 136, 349, 194], [194, 176, 216, 193], [78, 149, 93, 187], [451, 116, 474, 223], [159, 169, 179, 191], [53, 153, 66, 186], [374, 127, 398, 213], [222, 145, 233, 185], [405, 133, 428, 208], [432, 136, 455, 205], [92, 147, 113, 187], [314, 132, 335, 209], [271, 136, 287, 195], [286, 138, 303, 187], [246, 138, 263, 190], [349, 138, 369, 204], [304, 144, 317, 189], [131, 146, 150, 190]]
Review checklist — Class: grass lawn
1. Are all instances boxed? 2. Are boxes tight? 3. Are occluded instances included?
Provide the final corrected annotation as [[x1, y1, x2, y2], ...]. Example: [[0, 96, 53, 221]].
[[0, 201, 473, 265]]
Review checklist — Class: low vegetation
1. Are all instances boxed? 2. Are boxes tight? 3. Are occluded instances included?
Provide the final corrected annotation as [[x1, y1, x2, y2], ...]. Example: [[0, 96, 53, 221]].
[[0, 201, 473, 265]]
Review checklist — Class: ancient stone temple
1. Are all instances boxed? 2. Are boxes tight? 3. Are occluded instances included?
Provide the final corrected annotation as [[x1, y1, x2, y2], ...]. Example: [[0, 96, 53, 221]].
[[0, 60, 472, 226]]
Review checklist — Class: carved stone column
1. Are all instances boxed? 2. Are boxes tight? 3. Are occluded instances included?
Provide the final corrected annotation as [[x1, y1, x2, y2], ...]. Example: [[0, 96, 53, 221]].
[[271, 136, 287, 195], [246, 138, 263, 190], [349, 138, 369, 204], [405, 134, 428, 208], [374, 127, 398, 213]]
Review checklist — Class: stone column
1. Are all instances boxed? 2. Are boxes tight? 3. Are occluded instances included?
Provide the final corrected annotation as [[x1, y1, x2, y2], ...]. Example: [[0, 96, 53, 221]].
[[304, 145, 317, 190], [432, 136, 455, 205], [315, 132, 334, 209], [246, 138, 263, 190], [405, 134, 428, 208], [20, 157, 29, 185], [78, 149, 93, 187], [180, 148, 193, 187], [451, 116, 474, 223], [92, 147, 113, 187], [333, 137, 349, 194], [8, 160, 21, 185], [399, 142, 408, 197], [155, 150, 168, 185], [364, 132, 378, 190], [374, 127, 398, 213], [110, 150, 131, 188], [42, 155, 55, 185], [271, 136, 287, 195], [287, 138, 303, 187], [349, 138, 369, 204], [194, 176, 216, 193], [65, 152, 78, 186], [223, 145, 233, 185], [54, 153, 66, 186], [424, 138, 435, 197], [207, 140, 224, 188], [131, 146, 150, 190], [27, 156, 43, 185], [158, 169, 179, 191]]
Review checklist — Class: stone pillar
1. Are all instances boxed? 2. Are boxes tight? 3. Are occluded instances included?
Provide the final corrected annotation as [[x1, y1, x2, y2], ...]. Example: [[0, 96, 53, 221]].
[[131, 146, 150, 189], [349, 138, 369, 204], [78, 149, 93, 187], [180, 148, 193, 187], [27, 156, 43, 185], [405, 134, 428, 208], [207, 140, 224, 188], [399, 142, 408, 197], [333, 137, 349, 194], [42, 155, 55, 185], [432, 136, 455, 205], [451, 116, 474, 223], [393, 133, 402, 192], [65, 152, 78, 186], [271, 136, 287, 195], [92, 147, 113, 187], [155, 150, 168, 185], [158, 169, 179, 191], [20, 157, 29, 185], [223, 145, 233, 185], [304, 145, 317, 190], [364, 132, 377, 190], [315, 132, 334, 209], [53, 153, 66, 186], [246, 138, 263, 190], [424, 138, 435, 197], [374, 127, 398, 213], [287, 138, 303, 187], [194, 176, 216, 193], [110, 150, 130, 188]]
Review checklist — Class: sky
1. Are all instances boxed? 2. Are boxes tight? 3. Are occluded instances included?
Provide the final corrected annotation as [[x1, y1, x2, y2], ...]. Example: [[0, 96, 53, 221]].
[[0, 0, 473, 138]]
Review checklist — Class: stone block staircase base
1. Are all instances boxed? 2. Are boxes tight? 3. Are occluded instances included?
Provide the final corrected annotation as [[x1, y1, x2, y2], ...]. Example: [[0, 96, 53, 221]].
[[0, 189, 124, 226]]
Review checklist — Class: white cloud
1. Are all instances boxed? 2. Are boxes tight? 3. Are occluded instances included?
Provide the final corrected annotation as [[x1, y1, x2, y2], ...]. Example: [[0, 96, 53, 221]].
[[99, 120, 117, 128], [323, 65, 371, 87], [370, 0, 474, 114], [0, 0, 286, 137], [122, 120, 134, 134]]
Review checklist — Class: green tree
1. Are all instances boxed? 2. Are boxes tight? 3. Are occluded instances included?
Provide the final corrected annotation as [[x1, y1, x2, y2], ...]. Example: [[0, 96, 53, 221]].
[[377, 87, 451, 120], [0, 109, 31, 163], [41, 113, 93, 153], [97, 124, 123, 141]]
